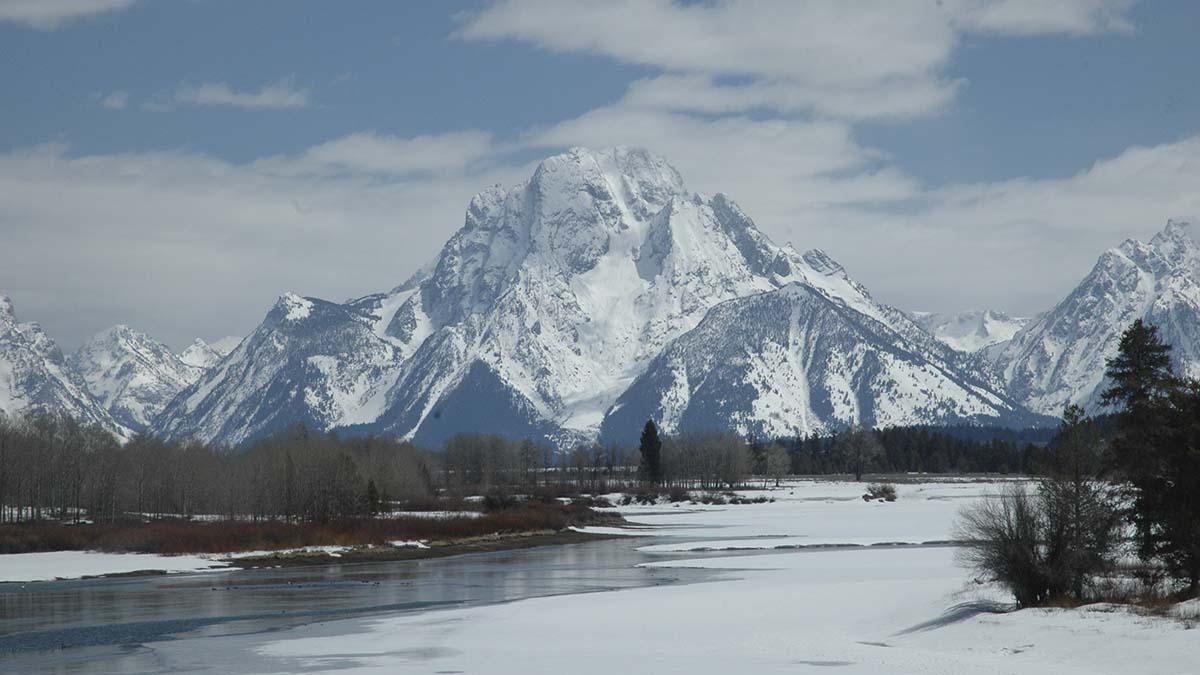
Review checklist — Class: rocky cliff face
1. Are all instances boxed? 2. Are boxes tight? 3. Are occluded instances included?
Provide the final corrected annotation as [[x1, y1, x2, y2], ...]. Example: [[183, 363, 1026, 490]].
[[0, 296, 123, 435], [155, 147, 1047, 447], [994, 220, 1200, 415], [70, 325, 208, 433]]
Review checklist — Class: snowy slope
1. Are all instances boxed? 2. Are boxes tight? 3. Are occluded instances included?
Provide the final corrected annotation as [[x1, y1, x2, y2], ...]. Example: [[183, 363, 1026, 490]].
[[600, 282, 1038, 445], [70, 325, 207, 433], [995, 220, 1200, 415], [155, 293, 408, 446], [179, 337, 240, 370], [156, 147, 1046, 448], [0, 295, 123, 435], [910, 310, 1029, 352]]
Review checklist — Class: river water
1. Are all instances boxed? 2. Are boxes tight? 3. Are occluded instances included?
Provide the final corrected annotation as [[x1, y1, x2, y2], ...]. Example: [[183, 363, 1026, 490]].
[[0, 537, 713, 673]]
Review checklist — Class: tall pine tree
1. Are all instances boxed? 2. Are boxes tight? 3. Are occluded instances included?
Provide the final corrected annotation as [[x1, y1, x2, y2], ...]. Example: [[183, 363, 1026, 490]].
[[639, 420, 663, 486], [1102, 319, 1200, 592]]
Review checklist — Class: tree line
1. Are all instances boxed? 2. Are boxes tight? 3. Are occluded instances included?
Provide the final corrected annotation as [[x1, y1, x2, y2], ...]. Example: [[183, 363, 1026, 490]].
[[0, 411, 1064, 526], [0, 421, 434, 524]]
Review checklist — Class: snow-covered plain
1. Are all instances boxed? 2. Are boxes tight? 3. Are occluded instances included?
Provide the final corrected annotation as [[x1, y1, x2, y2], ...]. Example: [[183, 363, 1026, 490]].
[[252, 479, 1197, 674], [0, 551, 230, 582]]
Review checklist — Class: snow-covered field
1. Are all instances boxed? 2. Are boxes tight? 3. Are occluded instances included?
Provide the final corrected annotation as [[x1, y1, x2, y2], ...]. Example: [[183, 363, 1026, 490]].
[[251, 479, 1197, 674], [0, 551, 230, 582]]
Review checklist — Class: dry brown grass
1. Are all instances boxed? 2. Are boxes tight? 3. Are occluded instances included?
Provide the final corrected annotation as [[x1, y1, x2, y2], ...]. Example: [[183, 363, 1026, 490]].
[[0, 502, 605, 555]]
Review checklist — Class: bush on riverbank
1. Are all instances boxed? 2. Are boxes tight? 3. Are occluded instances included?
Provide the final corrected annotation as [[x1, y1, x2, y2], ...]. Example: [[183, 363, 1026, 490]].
[[0, 502, 610, 555]]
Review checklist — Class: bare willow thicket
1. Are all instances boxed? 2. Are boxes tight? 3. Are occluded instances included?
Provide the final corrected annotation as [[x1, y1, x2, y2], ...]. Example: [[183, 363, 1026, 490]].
[[0, 417, 433, 523]]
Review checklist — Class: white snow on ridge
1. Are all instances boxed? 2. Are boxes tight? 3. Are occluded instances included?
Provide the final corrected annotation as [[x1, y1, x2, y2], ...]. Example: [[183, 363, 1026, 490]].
[[179, 336, 240, 369], [280, 293, 313, 322], [0, 296, 125, 436], [996, 219, 1200, 415], [71, 324, 206, 432], [911, 309, 1029, 353]]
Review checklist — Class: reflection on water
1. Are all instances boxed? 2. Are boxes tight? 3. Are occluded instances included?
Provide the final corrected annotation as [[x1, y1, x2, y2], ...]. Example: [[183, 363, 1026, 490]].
[[0, 538, 708, 673]]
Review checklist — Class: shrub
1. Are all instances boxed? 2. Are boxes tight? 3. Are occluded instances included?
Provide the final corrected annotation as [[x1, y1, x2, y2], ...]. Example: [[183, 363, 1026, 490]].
[[955, 481, 1121, 607], [865, 483, 897, 502], [482, 491, 521, 512], [666, 487, 691, 503]]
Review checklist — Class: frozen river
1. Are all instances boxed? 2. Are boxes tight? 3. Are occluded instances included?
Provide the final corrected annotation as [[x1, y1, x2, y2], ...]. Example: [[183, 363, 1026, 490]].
[[3, 479, 1196, 674], [0, 536, 716, 673]]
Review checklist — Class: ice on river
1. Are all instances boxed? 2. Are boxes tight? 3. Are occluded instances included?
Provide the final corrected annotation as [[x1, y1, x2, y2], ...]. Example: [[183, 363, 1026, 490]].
[[0, 551, 230, 583], [250, 479, 1198, 674]]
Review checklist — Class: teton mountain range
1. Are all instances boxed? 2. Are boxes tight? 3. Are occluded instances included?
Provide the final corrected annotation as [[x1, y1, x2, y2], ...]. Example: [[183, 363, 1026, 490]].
[[2, 148, 1197, 448]]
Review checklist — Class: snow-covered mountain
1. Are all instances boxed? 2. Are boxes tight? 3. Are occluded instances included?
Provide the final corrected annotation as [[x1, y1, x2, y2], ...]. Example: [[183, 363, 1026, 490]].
[[179, 337, 240, 370], [70, 325, 210, 433], [911, 310, 1029, 353], [994, 220, 1200, 415], [600, 277, 1039, 445], [155, 292, 408, 446], [0, 295, 123, 434], [155, 147, 1048, 448]]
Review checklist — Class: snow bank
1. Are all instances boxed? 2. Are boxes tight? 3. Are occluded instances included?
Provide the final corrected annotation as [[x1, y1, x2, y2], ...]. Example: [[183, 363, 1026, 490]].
[[0, 551, 231, 583], [250, 479, 1198, 674]]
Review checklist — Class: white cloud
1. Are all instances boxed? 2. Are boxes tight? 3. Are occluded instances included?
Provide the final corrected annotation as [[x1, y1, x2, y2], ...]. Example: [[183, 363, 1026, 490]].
[[172, 79, 311, 110], [0, 0, 137, 29], [0, 139, 525, 349], [99, 90, 128, 110], [255, 131, 496, 177], [620, 73, 962, 122], [457, 0, 1135, 120], [952, 0, 1136, 35], [781, 135, 1200, 316], [1, 0, 1167, 348]]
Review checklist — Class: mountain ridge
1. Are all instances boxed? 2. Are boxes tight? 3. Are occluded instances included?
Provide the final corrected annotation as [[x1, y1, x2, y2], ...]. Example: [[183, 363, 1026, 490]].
[[6, 149, 1196, 449]]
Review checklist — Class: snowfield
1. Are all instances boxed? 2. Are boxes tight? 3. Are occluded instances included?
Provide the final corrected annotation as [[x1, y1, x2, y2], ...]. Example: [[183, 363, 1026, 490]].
[[0, 551, 231, 583], [251, 479, 1197, 674]]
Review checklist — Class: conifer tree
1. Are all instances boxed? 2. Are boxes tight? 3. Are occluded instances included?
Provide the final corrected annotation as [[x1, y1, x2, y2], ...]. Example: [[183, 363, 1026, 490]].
[[639, 420, 663, 485], [1103, 320, 1200, 591]]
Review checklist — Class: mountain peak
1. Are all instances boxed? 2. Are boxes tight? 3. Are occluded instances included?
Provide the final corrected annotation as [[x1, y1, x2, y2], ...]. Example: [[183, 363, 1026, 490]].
[[179, 337, 237, 369], [530, 146, 686, 215], [0, 295, 124, 437], [273, 293, 314, 322], [1147, 216, 1195, 248], [801, 249, 845, 276]]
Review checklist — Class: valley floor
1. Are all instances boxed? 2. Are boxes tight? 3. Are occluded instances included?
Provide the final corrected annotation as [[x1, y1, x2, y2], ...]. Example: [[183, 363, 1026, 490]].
[[249, 479, 1197, 674]]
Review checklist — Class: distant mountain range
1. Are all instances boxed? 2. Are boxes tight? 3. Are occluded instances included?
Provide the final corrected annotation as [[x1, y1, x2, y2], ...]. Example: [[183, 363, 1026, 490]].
[[1, 148, 1196, 448], [910, 310, 1029, 353]]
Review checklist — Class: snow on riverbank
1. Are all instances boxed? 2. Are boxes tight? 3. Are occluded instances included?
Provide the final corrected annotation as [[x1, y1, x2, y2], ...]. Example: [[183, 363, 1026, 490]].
[[252, 479, 1198, 674], [0, 551, 231, 583]]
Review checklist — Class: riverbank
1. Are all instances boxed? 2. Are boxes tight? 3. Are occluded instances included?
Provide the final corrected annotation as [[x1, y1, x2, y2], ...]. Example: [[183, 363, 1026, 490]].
[[247, 479, 1199, 674], [0, 503, 623, 582], [216, 527, 618, 569]]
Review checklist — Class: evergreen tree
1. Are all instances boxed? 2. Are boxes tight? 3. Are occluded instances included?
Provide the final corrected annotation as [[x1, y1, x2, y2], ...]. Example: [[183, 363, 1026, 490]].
[[1157, 381, 1200, 591], [1101, 319, 1177, 413], [365, 479, 381, 517], [1102, 320, 1179, 568], [639, 420, 663, 485]]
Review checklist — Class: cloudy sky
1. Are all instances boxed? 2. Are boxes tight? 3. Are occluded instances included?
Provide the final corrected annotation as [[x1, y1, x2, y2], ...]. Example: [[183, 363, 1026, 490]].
[[2, 0, 1199, 349]]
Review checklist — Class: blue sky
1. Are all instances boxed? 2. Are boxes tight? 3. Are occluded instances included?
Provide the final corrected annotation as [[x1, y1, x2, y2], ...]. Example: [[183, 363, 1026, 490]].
[[2, 0, 1199, 348]]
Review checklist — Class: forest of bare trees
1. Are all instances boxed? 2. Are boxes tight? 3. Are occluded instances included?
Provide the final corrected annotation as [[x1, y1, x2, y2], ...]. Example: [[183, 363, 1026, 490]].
[[0, 418, 433, 524]]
